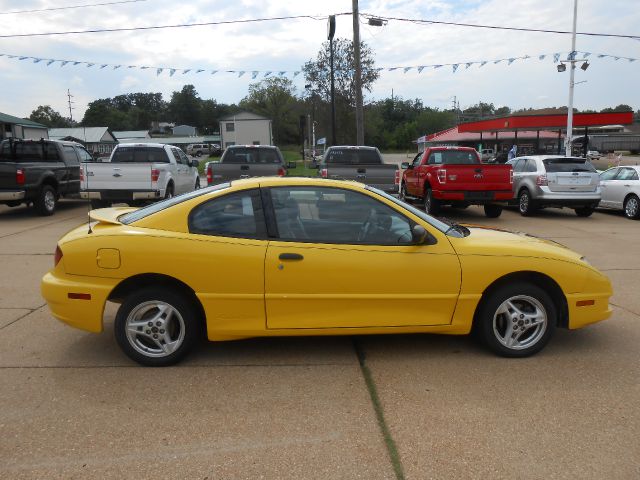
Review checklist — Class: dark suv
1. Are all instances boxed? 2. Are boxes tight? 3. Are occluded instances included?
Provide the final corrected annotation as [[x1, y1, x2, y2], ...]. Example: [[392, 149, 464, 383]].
[[0, 138, 90, 215]]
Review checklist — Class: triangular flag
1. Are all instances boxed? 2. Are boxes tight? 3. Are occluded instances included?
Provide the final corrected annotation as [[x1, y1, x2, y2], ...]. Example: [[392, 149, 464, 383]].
[[238, 71, 245, 77], [182, 69, 191, 74], [278, 71, 286, 76], [264, 71, 272, 77], [417, 66, 425, 73], [452, 64, 459, 72], [508, 58, 516, 65], [86, 63, 94, 67], [33, 58, 42, 63], [113, 65, 121, 70], [211, 70, 218, 75], [61, 61, 69, 66], [196, 69, 204, 73], [403, 67, 412, 73], [553, 53, 561, 62], [156, 68, 163, 76], [465, 63, 472, 69], [479, 61, 487, 67], [46, 60, 55, 66], [251, 71, 259, 79], [539, 55, 546, 60], [100, 64, 108, 69], [583, 52, 591, 58], [169, 69, 176, 76], [293, 71, 301, 77]]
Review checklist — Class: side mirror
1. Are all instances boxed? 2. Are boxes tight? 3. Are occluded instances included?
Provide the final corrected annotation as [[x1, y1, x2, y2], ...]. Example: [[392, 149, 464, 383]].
[[190, 159, 199, 168], [411, 225, 428, 245], [401, 162, 411, 169], [287, 162, 297, 169]]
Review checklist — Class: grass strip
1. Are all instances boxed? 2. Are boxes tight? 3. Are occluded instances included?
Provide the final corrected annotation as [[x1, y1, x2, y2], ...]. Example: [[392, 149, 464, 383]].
[[353, 338, 405, 480]]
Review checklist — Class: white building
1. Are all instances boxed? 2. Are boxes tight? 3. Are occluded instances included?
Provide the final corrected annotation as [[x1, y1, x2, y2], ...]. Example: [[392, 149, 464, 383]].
[[220, 111, 273, 148], [49, 127, 117, 155]]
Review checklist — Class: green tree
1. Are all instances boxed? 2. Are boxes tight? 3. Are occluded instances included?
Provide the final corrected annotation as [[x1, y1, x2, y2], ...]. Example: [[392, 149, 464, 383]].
[[168, 85, 202, 128], [240, 77, 301, 145], [29, 105, 73, 128]]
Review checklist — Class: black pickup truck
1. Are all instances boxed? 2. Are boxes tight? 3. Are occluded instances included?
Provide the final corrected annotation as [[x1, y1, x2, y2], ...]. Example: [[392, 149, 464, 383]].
[[0, 138, 90, 215]]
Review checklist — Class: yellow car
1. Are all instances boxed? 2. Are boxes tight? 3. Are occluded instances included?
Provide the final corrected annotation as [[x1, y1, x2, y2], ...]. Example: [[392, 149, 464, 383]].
[[41, 177, 613, 366]]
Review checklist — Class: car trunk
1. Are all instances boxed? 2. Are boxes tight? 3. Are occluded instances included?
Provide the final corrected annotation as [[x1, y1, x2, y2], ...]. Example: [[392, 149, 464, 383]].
[[544, 158, 599, 193]]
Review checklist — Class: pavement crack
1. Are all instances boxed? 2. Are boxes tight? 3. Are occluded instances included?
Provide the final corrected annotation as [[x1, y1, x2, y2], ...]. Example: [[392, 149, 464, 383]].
[[352, 337, 405, 480], [610, 302, 640, 318], [0, 304, 46, 330]]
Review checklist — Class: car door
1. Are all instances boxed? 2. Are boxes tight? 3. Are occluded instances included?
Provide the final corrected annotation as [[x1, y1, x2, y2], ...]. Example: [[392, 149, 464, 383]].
[[61, 145, 81, 194], [405, 152, 423, 196], [598, 167, 619, 208], [608, 168, 639, 209], [187, 188, 269, 331], [168, 148, 188, 193], [510, 158, 526, 197], [263, 185, 462, 330]]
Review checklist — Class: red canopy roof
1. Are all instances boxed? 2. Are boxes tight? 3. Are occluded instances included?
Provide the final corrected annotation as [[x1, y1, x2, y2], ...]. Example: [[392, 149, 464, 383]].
[[458, 111, 633, 133], [423, 126, 559, 143]]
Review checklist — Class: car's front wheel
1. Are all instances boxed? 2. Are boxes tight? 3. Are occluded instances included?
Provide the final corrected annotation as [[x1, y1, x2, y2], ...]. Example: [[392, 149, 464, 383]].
[[574, 206, 595, 217], [114, 287, 201, 366], [476, 282, 556, 357], [624, 194, 640, 219]]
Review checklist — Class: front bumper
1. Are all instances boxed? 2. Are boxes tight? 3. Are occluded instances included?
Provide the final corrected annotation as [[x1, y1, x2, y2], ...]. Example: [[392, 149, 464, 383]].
[[0, 190, 26, 201], [41, 271, 119, 333]]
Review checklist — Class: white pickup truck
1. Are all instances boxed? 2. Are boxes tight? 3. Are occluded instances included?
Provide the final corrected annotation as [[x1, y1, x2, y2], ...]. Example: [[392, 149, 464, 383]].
[[80, 143, 200, 208]]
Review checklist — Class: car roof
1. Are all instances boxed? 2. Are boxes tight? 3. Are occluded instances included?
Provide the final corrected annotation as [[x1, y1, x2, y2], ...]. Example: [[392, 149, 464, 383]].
[[232, 175, 368, 190], [327, 145, 378, 150], [115, 142, 174, 149], [518, 155, 589, 161], [228, 145, 279, 149]]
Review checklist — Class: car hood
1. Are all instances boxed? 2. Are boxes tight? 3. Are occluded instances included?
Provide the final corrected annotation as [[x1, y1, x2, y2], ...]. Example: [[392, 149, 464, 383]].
[[449, 225, 584, 264]]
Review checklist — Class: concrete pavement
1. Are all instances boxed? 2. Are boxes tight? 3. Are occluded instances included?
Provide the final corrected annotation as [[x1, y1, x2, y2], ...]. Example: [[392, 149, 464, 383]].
[[0, 199, 638, 479]]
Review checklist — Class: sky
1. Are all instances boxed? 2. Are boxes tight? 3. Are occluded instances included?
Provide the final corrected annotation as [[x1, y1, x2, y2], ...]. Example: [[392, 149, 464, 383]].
[[1, 0, 639, 121]]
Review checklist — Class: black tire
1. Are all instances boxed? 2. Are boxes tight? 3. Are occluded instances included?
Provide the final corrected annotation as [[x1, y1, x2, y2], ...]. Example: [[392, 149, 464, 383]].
[[475, 282, 556, 358], [623, 194, 640, 220], [574, 206, 595, 217], [518, 189, 535, 216], [399, 183, 408, 203], [195, 178, 201, 190], [90, 199, 108, 209], [424, 187, 440, 215], [34, 184, 57, 216], [114, 287, 201, 366], [164, 183, 174, 200], [195, 151, 202, 157], [484, 204, 503, 218]]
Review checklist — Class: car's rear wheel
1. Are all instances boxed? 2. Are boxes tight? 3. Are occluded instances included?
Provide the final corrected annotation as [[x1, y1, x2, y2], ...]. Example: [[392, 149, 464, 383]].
[[476, 282, 556, 357], [35, 185, 57, 216], [399, 183, 408, 203], [195, 178, 201, 190], [424, 187, 440, 215], [484, 204, 503, 218], [164, 183, 174, 200], [114, 287, 201, 366], [624, 194, 640, 219], [518, 189, 535, 216], [574, 206, 595, 217]]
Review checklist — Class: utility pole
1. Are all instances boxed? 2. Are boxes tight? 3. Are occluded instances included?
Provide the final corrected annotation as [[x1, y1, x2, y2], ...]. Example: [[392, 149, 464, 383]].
[[328, 15, 337, 146], [352, 0, 364, 145], [565, 0, 578, 157], [67, 89, 74, 122]]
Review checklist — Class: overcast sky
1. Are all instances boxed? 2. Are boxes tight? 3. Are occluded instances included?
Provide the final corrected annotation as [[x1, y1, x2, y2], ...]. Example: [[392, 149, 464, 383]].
[[1, 0, 638, 120]]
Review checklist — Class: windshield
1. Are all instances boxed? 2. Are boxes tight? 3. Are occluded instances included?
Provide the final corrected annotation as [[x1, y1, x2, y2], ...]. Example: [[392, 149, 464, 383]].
[[324, 148, 382, 164], [365, 186, 466, 237], [222, 147, 282, 164], [111, 146, 169, 163], [120, 183, 231, 224]]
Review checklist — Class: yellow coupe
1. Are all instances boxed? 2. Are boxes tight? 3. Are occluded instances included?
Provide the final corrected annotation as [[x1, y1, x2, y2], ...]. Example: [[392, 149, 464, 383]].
[[41, 177, 612, 366]]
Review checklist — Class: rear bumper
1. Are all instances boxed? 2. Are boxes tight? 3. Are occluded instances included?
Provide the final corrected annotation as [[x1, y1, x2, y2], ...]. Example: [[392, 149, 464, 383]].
[[0, 190, 26, 201], [434, 190, 513, 203], [81, 189, 161, 201], [532, 187, 601, 207], [41, 271, 119, 333]]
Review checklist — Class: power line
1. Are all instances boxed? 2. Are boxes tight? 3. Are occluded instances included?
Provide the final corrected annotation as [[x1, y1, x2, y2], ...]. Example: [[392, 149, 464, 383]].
[[361, 13, 640, 40], [0, 13, 342, 38], [0, 0, 147, 15]]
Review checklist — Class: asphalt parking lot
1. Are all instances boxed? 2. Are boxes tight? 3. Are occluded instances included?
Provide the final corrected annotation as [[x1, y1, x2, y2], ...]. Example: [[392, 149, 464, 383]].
[[1, 199, 638, 479]]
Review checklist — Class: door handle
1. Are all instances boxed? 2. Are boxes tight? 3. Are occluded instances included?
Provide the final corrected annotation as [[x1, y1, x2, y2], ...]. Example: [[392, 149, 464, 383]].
[[279, 253, 304, 261]]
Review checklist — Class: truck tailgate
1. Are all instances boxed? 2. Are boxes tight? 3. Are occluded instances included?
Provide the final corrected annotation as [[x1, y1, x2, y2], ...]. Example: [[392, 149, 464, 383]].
[[0, 163, 18, 189], [326, 164, 398, 188], [441, 164, 512, 191], [209, 163, 281, 183], [83, 163, 153, 191]]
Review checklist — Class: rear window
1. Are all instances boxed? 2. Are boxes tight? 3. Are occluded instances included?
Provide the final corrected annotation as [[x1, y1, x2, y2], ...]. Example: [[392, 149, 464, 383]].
[[111, 147, 169, 163], [120, 183, 230, 224], [543, 158, 597, 173], [0, 141, 60, 162], [222, 147, 282, 164], [428, 150, 479, 165], [324, 148, 382, 164]]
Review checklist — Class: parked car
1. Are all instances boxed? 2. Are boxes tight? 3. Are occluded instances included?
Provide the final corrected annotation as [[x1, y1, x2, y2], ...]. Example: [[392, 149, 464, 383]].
[[400, 146, 513, 218], [586, 150, 602, 160], [507, 156, 601, 217], [42, 177, 612, 366], [480, 148, 495, 162], [186, 144, 216, 157], [317, 146, 399, 194], [0, 138, 89, 215], [206, 145, 292, 186], [80, 143, 199, 209], [598, 166, 640, 219]]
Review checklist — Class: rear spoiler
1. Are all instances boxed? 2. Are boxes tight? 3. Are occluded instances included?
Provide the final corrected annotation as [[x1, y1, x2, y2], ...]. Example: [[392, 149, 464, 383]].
[[88, 207, 136, 225]]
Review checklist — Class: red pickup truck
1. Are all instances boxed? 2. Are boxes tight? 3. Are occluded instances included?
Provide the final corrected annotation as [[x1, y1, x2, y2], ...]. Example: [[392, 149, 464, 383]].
[[400, 146, 513, 218]]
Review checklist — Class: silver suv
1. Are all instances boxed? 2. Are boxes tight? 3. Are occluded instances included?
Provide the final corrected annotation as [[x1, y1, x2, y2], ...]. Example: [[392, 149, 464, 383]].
[[508, 155, 601, 217], [186, 144, 213, 157]]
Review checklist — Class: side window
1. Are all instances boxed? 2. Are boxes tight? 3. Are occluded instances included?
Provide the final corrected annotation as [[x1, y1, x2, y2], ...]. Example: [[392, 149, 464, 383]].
[[270, 187, 414, 245], [226, 123, 235, 132], [170, 148, 182, 164], [178, 150, 191, 165], [525, 159, 537, 172], [62, 146, 80, 164], [427, 152, 443, 165], [599, 168, 619, 181], [512, 159, 525, 172], [617, 168, 639, 181], [189, 189, 266, 239], [45, 143, 60, 162], [412, 153, 422, 167], [75, 147, 93, 162]]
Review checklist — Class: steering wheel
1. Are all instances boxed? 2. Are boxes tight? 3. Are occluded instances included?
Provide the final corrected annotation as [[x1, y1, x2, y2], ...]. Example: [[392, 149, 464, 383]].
[[357, 210, 377, 242]]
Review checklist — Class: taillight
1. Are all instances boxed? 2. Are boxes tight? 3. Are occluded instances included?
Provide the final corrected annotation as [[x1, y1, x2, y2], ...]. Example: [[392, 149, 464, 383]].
[[536, 174, 548, 186], [151, 168, 160, 182], [54, 245, 63, 267], [509, 169, 513, 184], [320, 168, 328, 178], [277, 167, 286, 176], [437, 168, 447, 184], [394, 169, 400, 185], [80, 167, 85, 183], [16, 168, 25, 185], [206, 164, 212, 184]]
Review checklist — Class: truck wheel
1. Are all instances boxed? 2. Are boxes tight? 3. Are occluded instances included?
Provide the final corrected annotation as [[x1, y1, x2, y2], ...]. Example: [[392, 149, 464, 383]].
[[195, 178, 201, 190], [35, 185, 57, 216], [424, 188, 440, 215], [164, 183, 174, 200], [484, 204, 503, 218], [518, 189, 535, 216], [399, 183, 408, 203], [574, 206, 595, 217]]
